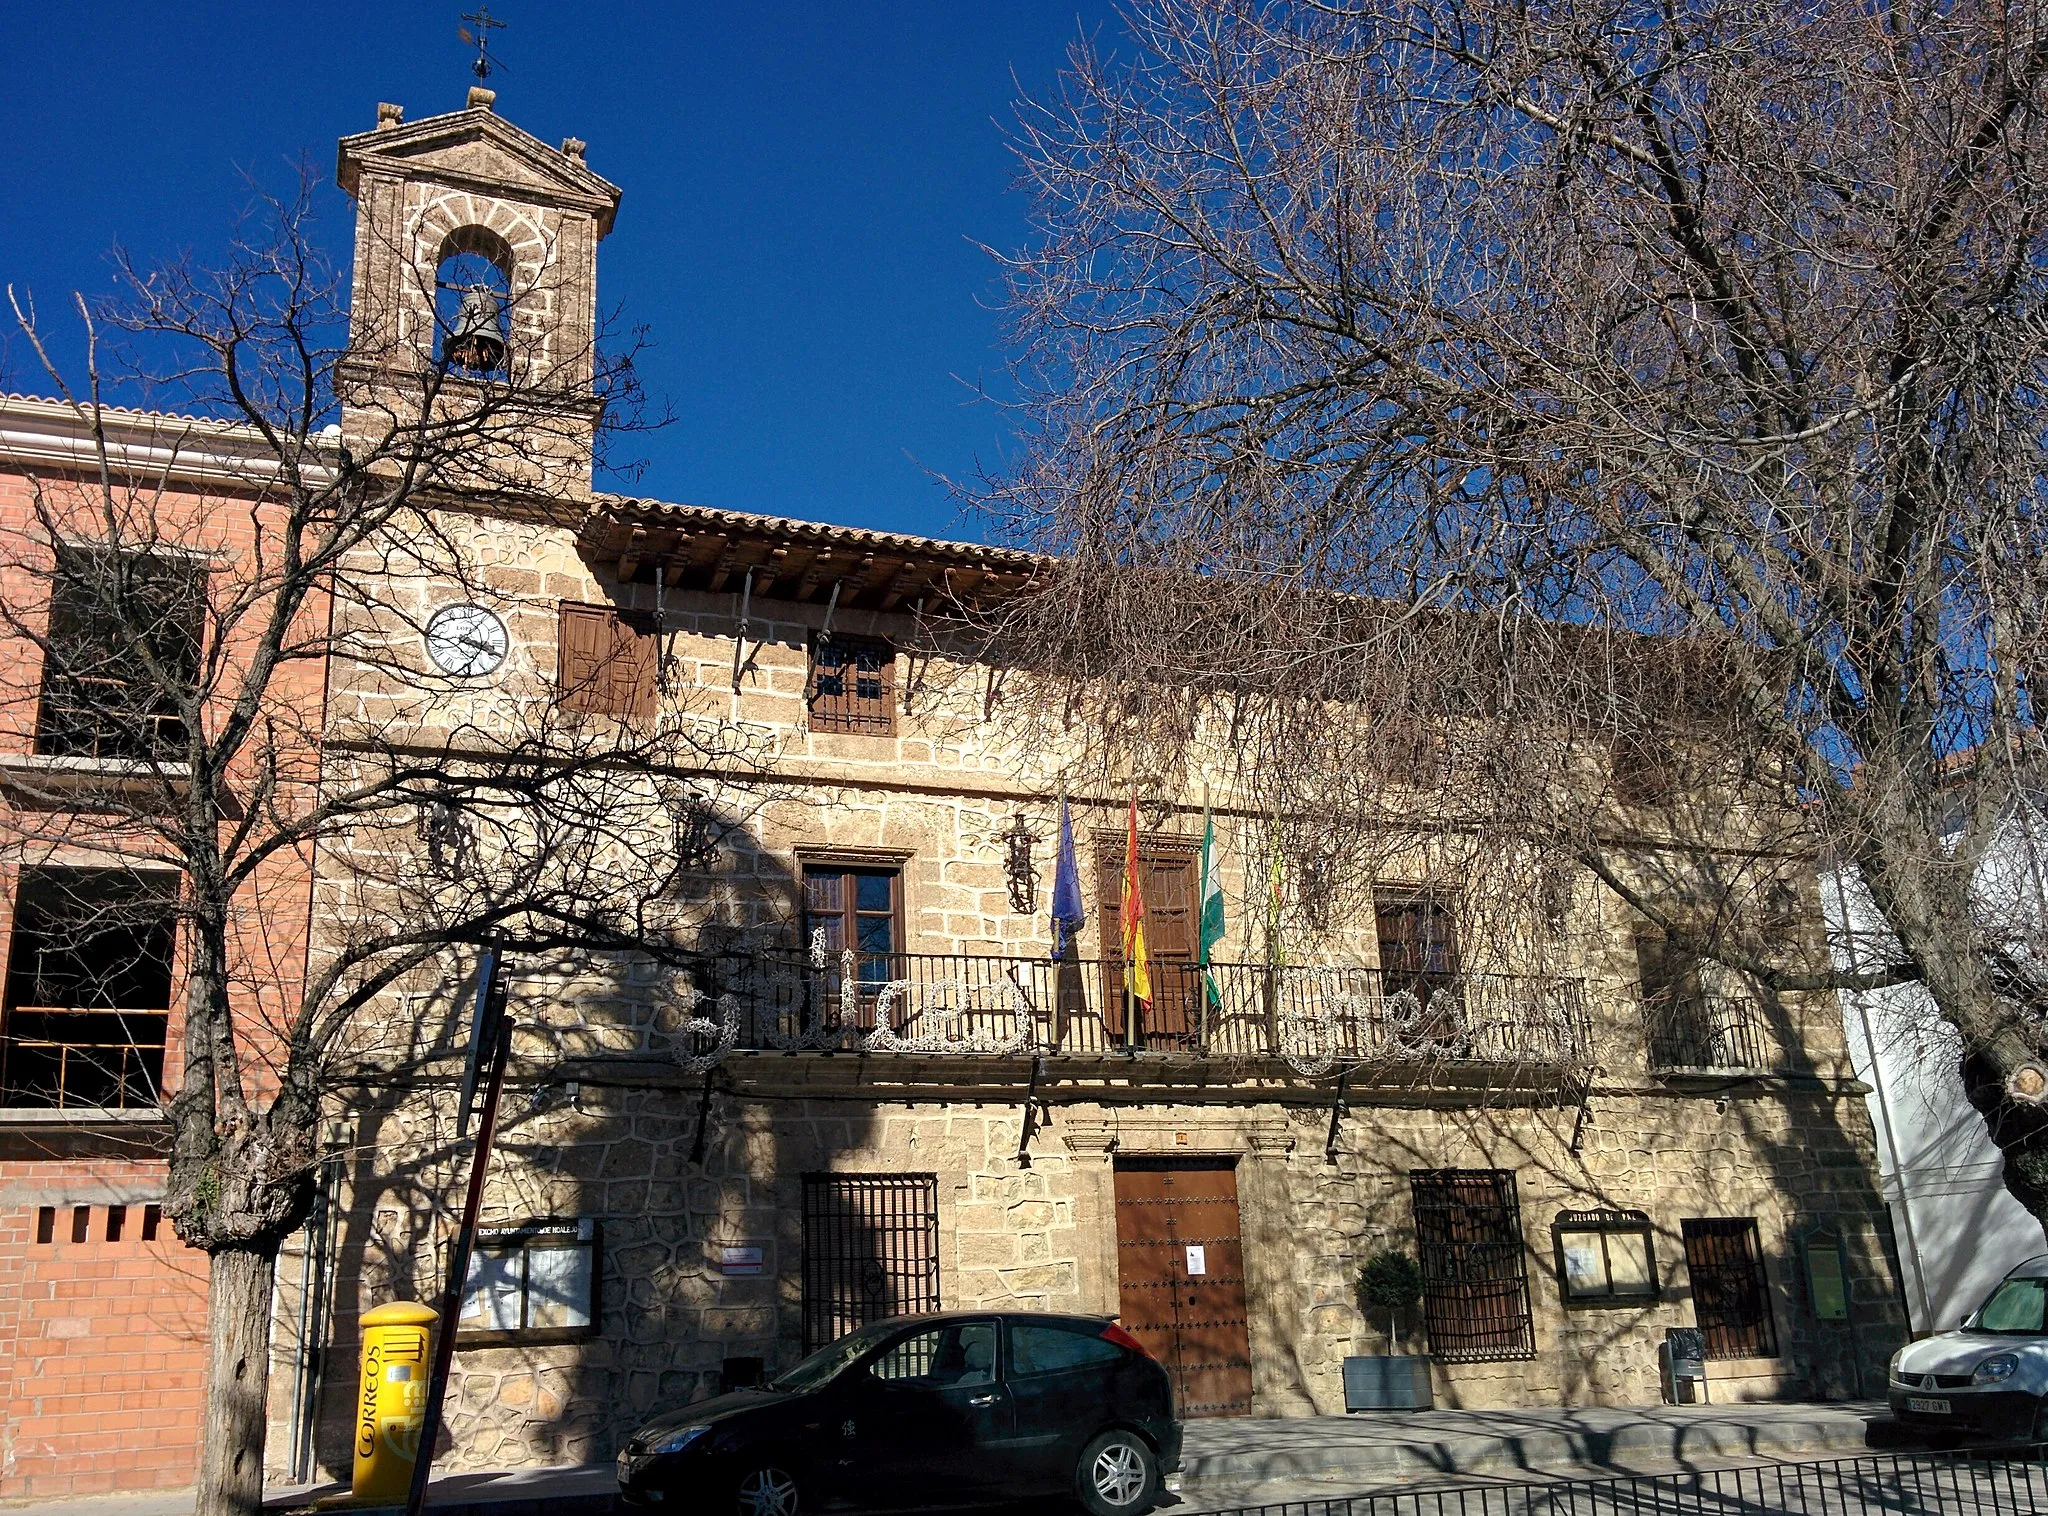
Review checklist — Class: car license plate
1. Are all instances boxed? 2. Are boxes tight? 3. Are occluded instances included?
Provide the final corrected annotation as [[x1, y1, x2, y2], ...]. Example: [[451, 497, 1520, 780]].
[[1907, 1396, 1951, 1414]]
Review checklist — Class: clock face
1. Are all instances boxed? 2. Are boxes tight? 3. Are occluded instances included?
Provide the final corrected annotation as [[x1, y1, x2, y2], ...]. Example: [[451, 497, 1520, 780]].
[[423, 603, 510, 678]]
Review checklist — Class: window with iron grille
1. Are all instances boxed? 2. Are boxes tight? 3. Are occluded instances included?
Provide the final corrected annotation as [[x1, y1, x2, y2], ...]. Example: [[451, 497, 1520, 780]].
[[808, 635, 895, 735], [1681, 1217, 1779, 1359], [801, 1173, 939, 1351], [1410, 1168, 1536, 1361]]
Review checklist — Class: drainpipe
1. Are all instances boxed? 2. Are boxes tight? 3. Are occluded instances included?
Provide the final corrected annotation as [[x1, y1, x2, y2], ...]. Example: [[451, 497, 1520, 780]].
[[287, 1149, 344, 1484]]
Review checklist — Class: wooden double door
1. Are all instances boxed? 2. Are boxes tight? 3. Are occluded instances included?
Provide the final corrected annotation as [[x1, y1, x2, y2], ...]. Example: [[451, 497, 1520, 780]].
[[1111, 1158, 1254, 1417]]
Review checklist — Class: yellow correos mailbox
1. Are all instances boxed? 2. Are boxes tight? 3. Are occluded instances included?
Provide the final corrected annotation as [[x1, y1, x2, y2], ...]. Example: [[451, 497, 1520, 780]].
[[352, 1300, 438, 1500]]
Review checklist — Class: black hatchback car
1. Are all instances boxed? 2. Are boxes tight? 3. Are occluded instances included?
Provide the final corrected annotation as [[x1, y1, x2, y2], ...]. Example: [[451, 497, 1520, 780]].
[[618, 1311, 1181, 1515]]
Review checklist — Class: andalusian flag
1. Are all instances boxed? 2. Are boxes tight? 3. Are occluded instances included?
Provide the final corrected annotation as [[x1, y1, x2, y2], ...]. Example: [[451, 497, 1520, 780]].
[[1120, 795, 1152, 1005], [1198, 793, 1225, 1004]]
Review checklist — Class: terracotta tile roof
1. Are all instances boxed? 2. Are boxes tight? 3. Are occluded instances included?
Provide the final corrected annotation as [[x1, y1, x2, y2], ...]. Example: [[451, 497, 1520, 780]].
[[581, 495, 1047, 611]]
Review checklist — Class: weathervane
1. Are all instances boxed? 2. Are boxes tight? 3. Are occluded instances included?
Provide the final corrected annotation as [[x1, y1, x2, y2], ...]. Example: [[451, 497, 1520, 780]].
[[459, 6, 507, 84]]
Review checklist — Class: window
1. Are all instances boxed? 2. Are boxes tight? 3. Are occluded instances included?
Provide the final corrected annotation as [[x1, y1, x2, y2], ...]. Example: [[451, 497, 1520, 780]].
[[1008, 1321, 1123, 1377], [557, 602, 657, 718], [801, 1173, 940, 1351], [1681, 1217, 1778, 1358], [1410, 1169, 1536, 1361], [1638, 933, 1774, 1072], [808, 635, 895, 735], [1377, 891, 1463, 1048], [1553, 1209, 1658, 1305], [1376, 893, 1461, 996], [1094, 839, 1200, 1046], [1, 868, 177, 1109], [869, 1321, 995, 1387], [1976, 1276, 2048, 1334], [456, 1219, 600, 1344], [802, 862, 902, 992], [35, 546, 204, 763]]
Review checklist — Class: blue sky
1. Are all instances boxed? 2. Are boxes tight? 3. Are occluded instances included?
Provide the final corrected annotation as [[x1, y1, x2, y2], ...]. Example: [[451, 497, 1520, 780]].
[[0, 3, 1116, 542]]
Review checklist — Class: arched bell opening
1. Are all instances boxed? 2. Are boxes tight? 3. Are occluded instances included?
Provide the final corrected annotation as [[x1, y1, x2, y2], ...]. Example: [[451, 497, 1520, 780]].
[[433, 226, 515, 376]]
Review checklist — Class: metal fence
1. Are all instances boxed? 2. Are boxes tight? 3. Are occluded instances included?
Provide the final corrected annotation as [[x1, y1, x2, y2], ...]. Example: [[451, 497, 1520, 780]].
[[1189, 1449, 2048, 1516]]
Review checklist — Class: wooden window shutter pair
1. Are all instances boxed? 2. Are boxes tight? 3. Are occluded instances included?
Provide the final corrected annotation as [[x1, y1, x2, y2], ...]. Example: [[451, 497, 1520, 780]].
[[557, 603, 656, 718]]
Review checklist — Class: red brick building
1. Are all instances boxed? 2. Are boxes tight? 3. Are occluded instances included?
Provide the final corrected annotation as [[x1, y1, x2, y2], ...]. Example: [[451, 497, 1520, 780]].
[[0, 396, 324, 1500]]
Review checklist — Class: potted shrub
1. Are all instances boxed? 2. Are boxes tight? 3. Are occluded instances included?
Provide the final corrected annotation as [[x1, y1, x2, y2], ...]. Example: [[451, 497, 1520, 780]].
[[1344, 1250, 1433, 1411]]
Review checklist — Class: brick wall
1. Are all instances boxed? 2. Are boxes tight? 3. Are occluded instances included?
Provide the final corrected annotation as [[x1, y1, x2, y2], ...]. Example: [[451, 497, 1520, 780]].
[[0, 1172, 208, 1501]]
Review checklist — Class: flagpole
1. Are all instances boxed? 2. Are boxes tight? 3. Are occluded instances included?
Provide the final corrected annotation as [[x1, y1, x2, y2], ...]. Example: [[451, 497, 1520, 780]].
[[1052, 779, 1066, 961], [1198, 783, 1212, 1052]]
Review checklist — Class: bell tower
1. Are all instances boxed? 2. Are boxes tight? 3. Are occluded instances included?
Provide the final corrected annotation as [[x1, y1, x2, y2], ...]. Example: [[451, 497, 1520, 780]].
[[335, 89, 623, 501]]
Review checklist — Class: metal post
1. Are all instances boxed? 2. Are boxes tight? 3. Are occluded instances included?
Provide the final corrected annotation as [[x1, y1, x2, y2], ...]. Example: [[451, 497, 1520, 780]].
[[405, 1002, 513, 1516]]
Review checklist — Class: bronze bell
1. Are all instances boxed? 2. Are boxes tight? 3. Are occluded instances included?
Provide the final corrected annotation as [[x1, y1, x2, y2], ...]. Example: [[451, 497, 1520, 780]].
[[444, 286, 506, 373]]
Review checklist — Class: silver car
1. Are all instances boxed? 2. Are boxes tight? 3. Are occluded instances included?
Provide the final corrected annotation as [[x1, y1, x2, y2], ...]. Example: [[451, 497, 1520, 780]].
[[1890, 1254, 2048, 1441]]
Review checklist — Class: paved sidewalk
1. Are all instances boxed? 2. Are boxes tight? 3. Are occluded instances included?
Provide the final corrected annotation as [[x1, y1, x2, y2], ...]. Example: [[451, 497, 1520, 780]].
[[4, 1401, 1901, 1516]]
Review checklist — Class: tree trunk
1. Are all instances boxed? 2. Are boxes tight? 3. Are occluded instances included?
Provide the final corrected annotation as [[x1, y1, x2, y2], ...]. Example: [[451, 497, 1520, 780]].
[[195, 1244, 279, 1516]]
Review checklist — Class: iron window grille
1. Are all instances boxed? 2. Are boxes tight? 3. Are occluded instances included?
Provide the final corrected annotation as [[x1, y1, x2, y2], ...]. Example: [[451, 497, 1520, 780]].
[[808, 635, 896, 735], [1682, 1216, 1779, 1358], [801, 1172, 940, 1351], [1553, 1208, 1659, 1305], [1410, 1168, 1537, 1361]]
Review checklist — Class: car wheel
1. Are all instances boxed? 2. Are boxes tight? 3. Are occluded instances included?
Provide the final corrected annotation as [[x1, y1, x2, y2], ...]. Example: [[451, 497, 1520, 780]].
[[2030, 1397, 2048, 1444], [734, 1461, 802, 1516], [1075, 1429, 1158, 1516]]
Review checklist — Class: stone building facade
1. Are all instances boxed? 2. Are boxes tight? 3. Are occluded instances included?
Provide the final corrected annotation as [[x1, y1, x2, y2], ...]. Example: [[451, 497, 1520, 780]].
[[273, 94, 1909, 1483]]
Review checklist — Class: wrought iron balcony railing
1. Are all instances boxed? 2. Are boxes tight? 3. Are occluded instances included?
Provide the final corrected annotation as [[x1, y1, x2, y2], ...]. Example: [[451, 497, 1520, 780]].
[[679, 952, 1590, 1073], [1641, 990, 1785, 1075]]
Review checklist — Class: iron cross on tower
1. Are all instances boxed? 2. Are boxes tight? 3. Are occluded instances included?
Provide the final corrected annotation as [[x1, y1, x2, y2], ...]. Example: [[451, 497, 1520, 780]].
[[459, 6, 506, 83]]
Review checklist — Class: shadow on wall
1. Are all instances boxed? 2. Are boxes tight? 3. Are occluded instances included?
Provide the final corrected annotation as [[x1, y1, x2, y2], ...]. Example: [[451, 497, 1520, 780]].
[[1285, 1068, 1910, 1415], [293, 804, 892, 1477]]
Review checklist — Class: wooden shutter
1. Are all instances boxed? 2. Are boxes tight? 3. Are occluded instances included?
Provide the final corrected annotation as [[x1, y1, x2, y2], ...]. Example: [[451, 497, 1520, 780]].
[[1375, 895, 1461, 981], [611, 612, 657, 718], [557, 603, 656, 717], [558, 603, 613, 713]]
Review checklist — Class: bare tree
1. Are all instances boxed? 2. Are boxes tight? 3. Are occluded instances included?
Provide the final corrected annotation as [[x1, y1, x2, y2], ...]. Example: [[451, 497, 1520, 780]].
[[987, 1, 2048, 1218], [2, 172, 755, 1516]]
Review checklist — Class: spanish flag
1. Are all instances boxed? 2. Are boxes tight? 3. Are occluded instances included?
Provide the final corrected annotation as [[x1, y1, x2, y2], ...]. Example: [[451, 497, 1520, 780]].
[[1121, 794, 1153, 1004]]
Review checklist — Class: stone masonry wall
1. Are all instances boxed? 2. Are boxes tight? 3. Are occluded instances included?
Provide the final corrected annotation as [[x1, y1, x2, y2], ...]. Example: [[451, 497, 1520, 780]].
[[285, 1066, 1904, 1480]]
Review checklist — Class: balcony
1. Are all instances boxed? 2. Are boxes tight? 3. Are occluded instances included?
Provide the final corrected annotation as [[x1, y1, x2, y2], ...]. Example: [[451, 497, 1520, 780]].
[[679, 952, 1590, 1076], [0, 1006, 168, 1109], [1641, 990, 1785, 1077]]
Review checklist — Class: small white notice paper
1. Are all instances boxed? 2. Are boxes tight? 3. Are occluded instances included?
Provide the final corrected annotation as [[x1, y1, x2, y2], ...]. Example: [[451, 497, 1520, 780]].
[[1185, 1244, 1207, 1276]]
